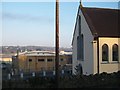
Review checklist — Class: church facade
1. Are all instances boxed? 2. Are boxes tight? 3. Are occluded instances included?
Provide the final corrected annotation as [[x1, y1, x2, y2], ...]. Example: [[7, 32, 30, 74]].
[[72, 4, 120, 75]]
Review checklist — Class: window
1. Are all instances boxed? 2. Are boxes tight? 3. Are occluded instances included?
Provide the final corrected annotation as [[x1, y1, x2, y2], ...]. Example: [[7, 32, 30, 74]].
[[38, 59, 44, 62], [77, 36, 80, 60], [77, 34, 84, 60], [77, 16, 82, 60], [102, 44, 109, 62], [47, 59, 53, 62], [80, 35, 84, 60], [29, 59, 32, 62], [68, 57, 72, 64], [112, 44, 119, 61], [60, 58, 64, 62]]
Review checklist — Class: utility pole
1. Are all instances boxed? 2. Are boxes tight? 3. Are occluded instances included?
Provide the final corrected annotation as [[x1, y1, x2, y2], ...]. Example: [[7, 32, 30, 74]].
[[55, 0, 59, 88]]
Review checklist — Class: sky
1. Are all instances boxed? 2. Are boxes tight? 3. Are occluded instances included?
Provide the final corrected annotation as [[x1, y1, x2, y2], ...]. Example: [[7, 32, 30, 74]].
[[1, 0, 120, 48]]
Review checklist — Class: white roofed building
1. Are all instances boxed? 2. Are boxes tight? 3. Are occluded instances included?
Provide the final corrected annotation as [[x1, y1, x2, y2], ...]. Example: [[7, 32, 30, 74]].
[[12, 50, 72, 73]]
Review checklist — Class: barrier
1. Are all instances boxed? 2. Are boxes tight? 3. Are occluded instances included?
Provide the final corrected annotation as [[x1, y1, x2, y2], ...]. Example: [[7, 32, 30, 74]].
[[62, 70, 64, 74], [32, 72, 35, 77], [20, 73, 23, 78], [8, 73, 11, 80], [43, 71, 46, 76], [53, 71, 55, 75]]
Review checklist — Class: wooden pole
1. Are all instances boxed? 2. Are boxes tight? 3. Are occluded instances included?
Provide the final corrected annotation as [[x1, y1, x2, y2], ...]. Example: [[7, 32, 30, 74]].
[[55, 0, 59, 88]]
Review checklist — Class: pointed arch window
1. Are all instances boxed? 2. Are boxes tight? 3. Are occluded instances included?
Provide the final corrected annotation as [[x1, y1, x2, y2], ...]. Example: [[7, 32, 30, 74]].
[[102, 44, 109, 62], [77, 34, 84, 61], [112, 44, 119, 61]]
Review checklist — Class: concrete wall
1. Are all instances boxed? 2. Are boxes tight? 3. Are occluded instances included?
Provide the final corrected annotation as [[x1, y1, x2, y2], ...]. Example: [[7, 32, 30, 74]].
[[16, 55, 69, 72]]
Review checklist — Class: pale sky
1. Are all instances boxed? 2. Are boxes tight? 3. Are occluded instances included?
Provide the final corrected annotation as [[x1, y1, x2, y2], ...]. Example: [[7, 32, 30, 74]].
[[1, 0, 119, 48]]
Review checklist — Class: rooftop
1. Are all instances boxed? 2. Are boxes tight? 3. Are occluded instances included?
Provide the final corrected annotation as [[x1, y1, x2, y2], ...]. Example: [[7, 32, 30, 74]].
[[16, 51, 72, 57], [81, 7, 120, 37]]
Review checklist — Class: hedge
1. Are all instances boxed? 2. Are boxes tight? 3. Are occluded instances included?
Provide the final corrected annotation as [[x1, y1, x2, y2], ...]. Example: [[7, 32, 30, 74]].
[[2, 71, 120, 88]]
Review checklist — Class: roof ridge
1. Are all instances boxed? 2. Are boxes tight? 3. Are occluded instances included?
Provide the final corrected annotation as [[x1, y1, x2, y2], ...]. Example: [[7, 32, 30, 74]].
[[82, 7, 120, 11]]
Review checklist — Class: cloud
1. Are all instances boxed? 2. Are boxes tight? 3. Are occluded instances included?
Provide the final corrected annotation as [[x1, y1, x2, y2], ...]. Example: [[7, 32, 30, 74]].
[[2, 12, 54, 23]]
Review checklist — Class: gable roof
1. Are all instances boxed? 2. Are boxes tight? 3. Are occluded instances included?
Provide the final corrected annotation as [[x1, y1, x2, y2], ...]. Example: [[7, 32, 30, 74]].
[[81, 7, 120, 37]]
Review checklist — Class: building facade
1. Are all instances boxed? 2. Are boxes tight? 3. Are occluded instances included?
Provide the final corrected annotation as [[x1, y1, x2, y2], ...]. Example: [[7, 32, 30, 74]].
[[12, 51, 72, 73], [0, 54, 13, 64], [72, 4, 120, 75]]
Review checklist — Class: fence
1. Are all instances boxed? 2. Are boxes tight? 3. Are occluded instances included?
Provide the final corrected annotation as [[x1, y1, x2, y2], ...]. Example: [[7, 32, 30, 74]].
[[2, 71, 120, 88], [2, 69, 72, 81]]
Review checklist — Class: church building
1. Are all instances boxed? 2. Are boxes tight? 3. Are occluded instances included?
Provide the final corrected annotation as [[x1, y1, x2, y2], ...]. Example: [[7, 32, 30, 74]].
[[72, 3, 120, 75]]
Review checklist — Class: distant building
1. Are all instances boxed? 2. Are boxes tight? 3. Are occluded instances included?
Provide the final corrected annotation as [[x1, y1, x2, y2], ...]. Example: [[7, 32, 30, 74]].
[[12, 51, 72, 73], [0, 54, 13, 63], [72, 4, 120, 75]]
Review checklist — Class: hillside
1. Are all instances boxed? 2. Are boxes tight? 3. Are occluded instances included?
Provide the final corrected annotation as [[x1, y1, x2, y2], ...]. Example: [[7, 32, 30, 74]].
[[1, 46, 72, 54]]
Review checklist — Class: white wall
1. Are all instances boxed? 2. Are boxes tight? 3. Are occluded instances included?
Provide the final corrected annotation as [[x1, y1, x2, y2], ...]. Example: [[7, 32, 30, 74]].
[[72, 8, 94, 75], [80, 10, 95, 75], [72, 11, 80, 74]]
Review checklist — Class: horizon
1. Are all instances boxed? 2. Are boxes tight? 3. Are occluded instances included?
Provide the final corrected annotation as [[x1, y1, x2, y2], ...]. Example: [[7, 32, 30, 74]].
[[1, 45, 72, 49]]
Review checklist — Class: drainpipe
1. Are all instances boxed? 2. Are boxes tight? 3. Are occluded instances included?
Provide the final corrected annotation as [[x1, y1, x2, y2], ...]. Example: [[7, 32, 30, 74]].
[[97, 37, 99, 74]]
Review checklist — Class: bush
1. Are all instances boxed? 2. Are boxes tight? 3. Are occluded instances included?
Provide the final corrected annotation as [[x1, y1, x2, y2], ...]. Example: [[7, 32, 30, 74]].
[[28, 77, 56, 88]]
